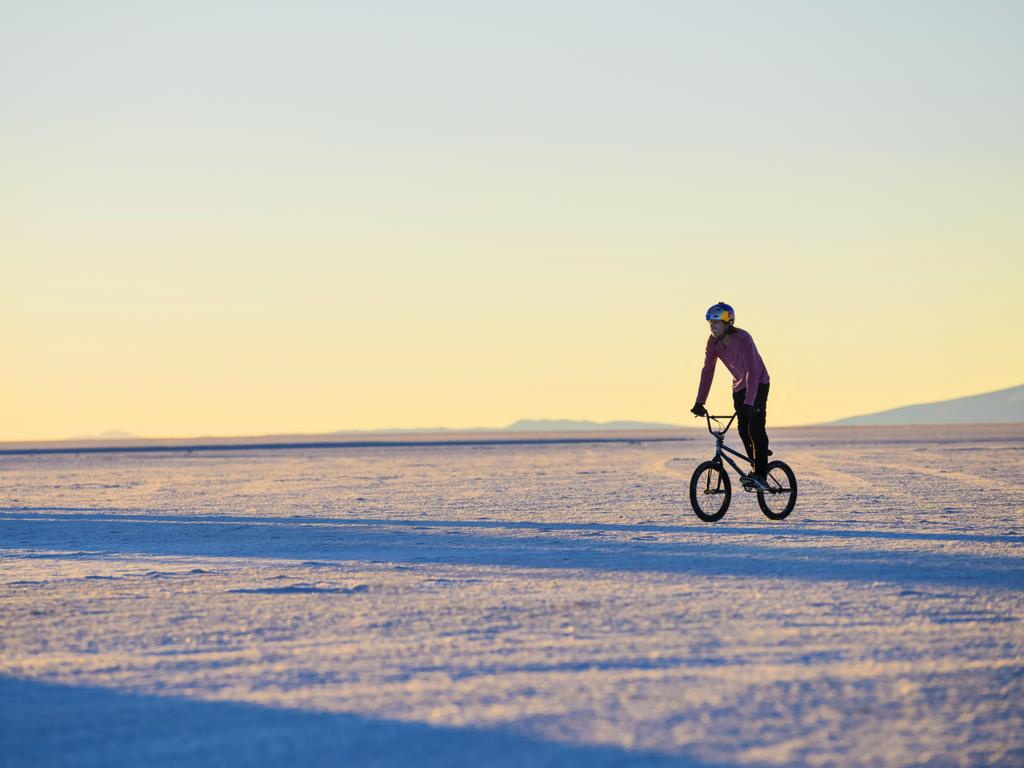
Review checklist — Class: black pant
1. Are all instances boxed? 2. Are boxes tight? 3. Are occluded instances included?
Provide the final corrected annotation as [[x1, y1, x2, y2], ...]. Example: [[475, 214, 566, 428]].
[[733, 383, 770, 476]]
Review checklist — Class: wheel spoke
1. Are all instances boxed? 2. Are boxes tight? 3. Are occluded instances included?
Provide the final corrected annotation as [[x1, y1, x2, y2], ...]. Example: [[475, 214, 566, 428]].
[[699, 468, 721, 514]]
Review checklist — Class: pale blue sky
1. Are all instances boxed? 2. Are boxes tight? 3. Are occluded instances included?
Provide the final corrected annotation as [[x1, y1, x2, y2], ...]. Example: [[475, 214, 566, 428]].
[[3, 2, 1021, 156]]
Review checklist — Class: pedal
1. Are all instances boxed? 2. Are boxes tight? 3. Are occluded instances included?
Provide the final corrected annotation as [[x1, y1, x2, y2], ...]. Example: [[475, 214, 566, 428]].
[[739, 475, 768, 492]]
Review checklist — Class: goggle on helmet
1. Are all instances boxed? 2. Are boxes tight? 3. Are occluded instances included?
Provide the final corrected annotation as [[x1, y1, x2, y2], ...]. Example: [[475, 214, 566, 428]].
[[706, 302, 735, 324]]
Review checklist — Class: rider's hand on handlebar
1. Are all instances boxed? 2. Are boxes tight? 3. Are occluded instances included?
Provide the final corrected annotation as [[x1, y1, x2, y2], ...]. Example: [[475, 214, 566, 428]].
[[690, 402, 707, 417]]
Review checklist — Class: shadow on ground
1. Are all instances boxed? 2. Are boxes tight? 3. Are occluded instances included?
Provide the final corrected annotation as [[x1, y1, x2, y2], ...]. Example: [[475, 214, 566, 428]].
[[2, 509, 1022, 589], [0, 676, 700, 768]]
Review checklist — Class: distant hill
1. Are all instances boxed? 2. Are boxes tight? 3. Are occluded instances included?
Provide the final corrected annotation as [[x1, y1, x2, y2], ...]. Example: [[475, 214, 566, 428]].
[[331, 427, 459, 435], [505, 419, 683, 431], [828, 384, 1024, 425]]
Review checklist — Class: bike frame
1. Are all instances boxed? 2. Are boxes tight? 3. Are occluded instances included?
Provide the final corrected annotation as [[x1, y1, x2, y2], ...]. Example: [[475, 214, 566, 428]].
[[704, 413, 753, 477]]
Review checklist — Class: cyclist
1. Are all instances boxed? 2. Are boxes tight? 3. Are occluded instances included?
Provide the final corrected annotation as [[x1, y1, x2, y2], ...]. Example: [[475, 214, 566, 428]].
[[690, 302, 771, 490]]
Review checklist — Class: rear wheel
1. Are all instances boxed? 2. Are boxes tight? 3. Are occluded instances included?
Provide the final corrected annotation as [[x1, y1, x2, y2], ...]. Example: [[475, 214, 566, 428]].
[[757, 460, 797, 520], [690, 461, 731, 522]]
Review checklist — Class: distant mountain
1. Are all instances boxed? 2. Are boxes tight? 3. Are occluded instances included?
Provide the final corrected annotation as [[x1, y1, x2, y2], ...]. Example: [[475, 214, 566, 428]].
[[505, 419, 684, 431], [828, 384, 1024, 425], [331, 427, 462, 435]]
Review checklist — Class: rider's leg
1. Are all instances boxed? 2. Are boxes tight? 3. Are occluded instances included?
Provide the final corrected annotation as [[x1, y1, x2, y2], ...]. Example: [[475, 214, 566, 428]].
[[732, 388, 755, 464], [749, 383, 770, 477]]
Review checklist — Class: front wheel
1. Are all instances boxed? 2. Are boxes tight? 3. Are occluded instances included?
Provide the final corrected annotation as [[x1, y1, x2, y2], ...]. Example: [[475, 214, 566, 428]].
[[757, 460, 797, 520], [690, 461, 731, 522]]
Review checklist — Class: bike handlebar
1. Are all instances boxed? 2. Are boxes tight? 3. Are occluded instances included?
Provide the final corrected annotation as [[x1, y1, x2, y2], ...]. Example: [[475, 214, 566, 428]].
[[699, 411, 737, 436]]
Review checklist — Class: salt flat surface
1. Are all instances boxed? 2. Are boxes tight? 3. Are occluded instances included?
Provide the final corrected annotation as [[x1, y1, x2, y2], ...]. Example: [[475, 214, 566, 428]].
[[1, 426, 1022, 767]]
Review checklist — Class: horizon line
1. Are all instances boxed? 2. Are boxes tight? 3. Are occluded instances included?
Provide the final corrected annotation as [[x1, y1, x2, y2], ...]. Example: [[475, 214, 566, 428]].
[[5, 382, 1022, 447], [2, 422, 1023, 457]]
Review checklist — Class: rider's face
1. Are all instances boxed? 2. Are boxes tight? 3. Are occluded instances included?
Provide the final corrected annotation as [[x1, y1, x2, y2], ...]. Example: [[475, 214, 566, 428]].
[[709, 320, 726, 338]]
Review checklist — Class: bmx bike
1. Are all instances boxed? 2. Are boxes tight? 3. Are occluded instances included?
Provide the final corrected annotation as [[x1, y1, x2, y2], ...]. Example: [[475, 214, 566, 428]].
[[689, 412, 797, 522]]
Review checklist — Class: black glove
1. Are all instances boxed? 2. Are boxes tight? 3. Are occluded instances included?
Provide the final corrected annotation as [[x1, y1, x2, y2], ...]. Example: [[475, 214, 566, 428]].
[[737, 402, 754, 419], [690, 402, 707, 417]]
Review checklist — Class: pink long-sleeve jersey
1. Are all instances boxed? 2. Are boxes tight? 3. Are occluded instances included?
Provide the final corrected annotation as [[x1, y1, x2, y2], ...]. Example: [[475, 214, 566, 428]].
[[695, 328, 770, 407]]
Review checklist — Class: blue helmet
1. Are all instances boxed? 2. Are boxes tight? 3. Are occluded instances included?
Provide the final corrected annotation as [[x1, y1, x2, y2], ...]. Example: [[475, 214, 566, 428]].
[[705, 302, 734, 324]]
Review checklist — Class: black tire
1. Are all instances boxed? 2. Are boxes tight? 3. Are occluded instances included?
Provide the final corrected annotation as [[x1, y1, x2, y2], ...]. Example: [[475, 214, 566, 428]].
[[757, 460, 797, 520], [690, 461, 731, 522]]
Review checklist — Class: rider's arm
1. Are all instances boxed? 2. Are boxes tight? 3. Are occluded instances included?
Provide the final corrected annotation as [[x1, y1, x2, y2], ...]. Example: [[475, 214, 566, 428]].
[[738, 334, 765, 407], [694, 337, 717, 405]]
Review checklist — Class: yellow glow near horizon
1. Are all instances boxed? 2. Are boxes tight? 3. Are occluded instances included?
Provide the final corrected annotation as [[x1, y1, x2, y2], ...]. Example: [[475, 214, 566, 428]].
[[4, 182, 1020, 441], [2, 4, 1022, 441]]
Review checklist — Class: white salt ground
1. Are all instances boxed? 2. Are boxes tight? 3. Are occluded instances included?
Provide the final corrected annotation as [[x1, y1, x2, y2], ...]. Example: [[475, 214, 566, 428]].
[[1, 425, 1022, 767]]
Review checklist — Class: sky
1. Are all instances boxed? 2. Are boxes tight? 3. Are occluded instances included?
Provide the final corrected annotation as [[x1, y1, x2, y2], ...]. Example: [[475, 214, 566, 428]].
[[2, 1, 1022, 440]]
